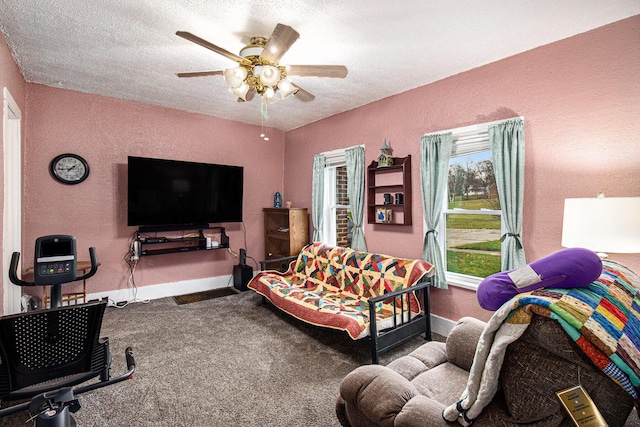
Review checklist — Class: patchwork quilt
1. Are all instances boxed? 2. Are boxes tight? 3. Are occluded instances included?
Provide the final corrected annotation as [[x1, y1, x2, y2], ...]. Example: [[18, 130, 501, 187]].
[[248, 242, 435, 340], [443, 260, 640, 426]]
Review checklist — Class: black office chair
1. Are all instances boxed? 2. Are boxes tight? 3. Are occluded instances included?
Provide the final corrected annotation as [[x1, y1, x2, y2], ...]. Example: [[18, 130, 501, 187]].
[[0, 299, 135, 425]]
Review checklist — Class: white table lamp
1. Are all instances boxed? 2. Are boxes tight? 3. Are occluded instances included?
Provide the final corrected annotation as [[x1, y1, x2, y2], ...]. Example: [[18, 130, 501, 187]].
[[562, 196, 640, 258]]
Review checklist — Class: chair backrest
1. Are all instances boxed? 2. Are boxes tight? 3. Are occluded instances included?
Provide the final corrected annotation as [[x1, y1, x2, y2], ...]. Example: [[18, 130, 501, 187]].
[[0, 299, 108, 400]]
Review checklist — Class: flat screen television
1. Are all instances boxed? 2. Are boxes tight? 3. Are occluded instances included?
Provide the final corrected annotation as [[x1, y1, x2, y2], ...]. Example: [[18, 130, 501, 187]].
[[127, 156, 243, 228]]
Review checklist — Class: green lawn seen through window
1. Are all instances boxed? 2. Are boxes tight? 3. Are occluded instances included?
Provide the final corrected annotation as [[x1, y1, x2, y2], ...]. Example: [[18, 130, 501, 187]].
[[447, 197, 501, 230], [446, 197, 501, 277], [447, 250, 501, 278]]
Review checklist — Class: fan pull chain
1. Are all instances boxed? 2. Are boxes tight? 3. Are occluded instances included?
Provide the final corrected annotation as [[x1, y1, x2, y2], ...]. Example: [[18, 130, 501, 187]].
[[260, 101, 269, 141]]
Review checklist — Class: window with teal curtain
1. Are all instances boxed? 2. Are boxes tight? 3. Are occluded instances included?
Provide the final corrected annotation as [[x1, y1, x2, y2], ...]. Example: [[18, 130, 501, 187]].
[[422, 117, 525, 290], [312, 146, 365, 248]]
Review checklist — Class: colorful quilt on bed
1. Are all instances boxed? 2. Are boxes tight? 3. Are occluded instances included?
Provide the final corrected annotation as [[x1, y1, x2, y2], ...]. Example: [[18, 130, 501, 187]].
[[444, 260, 640, 426], [248, 242, 435, 340]]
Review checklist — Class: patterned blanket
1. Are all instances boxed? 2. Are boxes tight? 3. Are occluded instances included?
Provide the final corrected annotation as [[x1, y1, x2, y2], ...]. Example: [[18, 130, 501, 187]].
[[443, 260, 640, 426], [248, 242, 435, 339]]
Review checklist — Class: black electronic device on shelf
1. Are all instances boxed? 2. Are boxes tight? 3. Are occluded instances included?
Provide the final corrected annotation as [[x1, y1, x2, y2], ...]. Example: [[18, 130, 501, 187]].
[[134, 226, 230, 257], [9, 235, 98, 308]]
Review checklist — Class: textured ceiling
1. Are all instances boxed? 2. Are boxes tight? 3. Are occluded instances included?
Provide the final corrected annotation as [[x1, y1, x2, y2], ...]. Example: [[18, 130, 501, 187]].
[[1, 0, 639, 131]]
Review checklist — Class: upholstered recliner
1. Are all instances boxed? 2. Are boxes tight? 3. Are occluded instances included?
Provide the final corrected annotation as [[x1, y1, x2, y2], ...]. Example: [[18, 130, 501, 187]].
[[336, 315, 634, 427]]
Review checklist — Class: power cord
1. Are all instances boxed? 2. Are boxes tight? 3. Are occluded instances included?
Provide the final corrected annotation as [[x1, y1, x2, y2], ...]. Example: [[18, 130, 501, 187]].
[[114, 231, 150, 308]]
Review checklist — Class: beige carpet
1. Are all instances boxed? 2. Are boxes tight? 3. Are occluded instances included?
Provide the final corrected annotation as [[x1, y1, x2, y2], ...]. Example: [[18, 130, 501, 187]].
[[0, 291, 637, 426]]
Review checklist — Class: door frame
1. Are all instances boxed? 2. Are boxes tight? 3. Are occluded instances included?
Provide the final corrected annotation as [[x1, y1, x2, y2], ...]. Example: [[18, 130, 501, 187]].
[[3, 87, 23, 315]]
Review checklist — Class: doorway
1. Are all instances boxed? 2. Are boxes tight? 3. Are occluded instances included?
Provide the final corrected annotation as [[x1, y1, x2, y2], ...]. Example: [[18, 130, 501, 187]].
[[3, 87, 22, 315]]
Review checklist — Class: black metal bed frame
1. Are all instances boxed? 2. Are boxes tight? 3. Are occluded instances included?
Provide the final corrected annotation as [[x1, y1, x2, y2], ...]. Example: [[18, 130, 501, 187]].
[[259, 256, 432, 364]]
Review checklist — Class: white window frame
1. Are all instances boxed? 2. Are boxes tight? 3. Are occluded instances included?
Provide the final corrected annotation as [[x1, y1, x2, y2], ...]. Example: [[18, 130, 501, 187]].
[[318, 145, 364, 246], [425, 119, 517, 290]]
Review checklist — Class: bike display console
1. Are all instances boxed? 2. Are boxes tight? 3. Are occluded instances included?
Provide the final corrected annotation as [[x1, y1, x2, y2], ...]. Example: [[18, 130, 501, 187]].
[[34, 235, 77, 284], [9, 235, 99, 309]]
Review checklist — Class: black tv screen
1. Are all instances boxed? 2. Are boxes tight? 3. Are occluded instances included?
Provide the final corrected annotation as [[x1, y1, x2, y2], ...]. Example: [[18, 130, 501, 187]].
[[127, 156, 243, 227]]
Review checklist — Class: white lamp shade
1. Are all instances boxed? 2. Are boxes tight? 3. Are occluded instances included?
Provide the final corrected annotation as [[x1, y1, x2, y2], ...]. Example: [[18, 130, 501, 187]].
[[562, 196, 640, 253], [277, 78, 297, 99], [260, 65, 281, 87], [230, 82, 250, 101], [224, 67, 247, 89]]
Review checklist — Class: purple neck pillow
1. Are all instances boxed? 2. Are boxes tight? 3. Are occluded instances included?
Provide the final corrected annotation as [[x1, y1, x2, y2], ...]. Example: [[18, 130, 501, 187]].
[[477, 248, 602, 311]]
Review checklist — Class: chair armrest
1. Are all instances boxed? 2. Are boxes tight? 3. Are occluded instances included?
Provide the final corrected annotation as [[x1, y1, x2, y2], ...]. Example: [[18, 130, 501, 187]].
[[394, 395, 448, 427], [446, 316, 486, 372], [259, 255, 297, 272], [339, 365, 419, 426]]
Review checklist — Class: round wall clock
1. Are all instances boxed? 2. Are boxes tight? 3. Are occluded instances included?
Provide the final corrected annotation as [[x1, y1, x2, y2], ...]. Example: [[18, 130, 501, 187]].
[[50, 153, 90, 185]]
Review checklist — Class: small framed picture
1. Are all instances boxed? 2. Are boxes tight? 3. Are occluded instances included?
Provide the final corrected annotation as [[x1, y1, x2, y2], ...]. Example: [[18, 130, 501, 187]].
[[376, 208, 393, 223]]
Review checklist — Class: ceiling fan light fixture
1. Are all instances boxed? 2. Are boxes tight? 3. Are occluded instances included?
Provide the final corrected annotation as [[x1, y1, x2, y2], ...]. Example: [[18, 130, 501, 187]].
[[231, 81, 250, 101], [277, 78, 297, 99], [260, 65, 281, 87], [224, 67, 247, 88]]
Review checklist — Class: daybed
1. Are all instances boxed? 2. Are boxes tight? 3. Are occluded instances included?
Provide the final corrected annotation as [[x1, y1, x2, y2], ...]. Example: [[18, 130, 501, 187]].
[[336, 260, 640, 426], [247, 242, 435, 363]]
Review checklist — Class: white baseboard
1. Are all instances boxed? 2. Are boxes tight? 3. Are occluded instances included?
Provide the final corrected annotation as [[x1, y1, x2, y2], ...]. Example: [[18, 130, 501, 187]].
[[88, 275, 234, 306], [430, 313, 457, 337]]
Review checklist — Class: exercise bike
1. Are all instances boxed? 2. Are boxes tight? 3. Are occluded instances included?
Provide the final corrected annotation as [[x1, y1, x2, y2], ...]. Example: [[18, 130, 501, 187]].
[[0, 235, 136, 426]]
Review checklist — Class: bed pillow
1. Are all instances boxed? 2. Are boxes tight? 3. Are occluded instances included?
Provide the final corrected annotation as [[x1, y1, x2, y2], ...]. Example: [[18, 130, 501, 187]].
[[477, 248, 602, 311]]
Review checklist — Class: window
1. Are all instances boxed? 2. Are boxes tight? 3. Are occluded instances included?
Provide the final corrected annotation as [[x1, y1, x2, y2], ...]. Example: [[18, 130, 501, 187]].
[[433, 123, 504, 289], [322, 165, 352, 247], [317, 146, 365, 247]]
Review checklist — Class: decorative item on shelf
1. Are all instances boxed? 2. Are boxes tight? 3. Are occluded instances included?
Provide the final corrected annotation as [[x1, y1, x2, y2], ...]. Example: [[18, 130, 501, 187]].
[[285, 201, 293, 208], [376, 139, 394, 168], [376, 208, 393, 223], [561, 193, 640, 259], [395, 193, 404, 205], [273, 192, 282, 208], [383, 193, 392, 205]]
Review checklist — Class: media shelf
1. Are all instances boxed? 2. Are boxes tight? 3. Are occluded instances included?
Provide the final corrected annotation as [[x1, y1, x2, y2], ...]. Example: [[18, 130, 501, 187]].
[[135, 226, 229, 257], [367, 155, 412, 225]]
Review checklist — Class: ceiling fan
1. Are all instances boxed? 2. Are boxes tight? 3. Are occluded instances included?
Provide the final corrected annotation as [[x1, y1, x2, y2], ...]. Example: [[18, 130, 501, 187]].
[[176, 23, 348, 104]]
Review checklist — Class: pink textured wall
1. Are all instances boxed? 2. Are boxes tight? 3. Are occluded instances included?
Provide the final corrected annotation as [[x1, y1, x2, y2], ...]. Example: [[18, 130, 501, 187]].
[[22, 85, 284, 297], [0, 33, 27, 314], [2, 17, 638, 320], [284, 16, 640, 323]]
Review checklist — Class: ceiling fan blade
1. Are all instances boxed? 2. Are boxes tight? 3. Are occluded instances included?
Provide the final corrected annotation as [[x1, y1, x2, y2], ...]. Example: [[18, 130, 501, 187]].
[[292, 84, 315, 102], [260, 24, 299, 64], [286, 65, 348, 78], [176, 71, 224, 78], [176, 31, 249, 65]]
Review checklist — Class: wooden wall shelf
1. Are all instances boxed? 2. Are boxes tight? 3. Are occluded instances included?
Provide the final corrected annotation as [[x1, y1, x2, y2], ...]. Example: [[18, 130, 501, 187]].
[[367, 155, 412, 225]]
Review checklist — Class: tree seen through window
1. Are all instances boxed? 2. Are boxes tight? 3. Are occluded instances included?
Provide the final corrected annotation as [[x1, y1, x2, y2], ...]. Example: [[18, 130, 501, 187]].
[[444, 151, 501, 278]]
